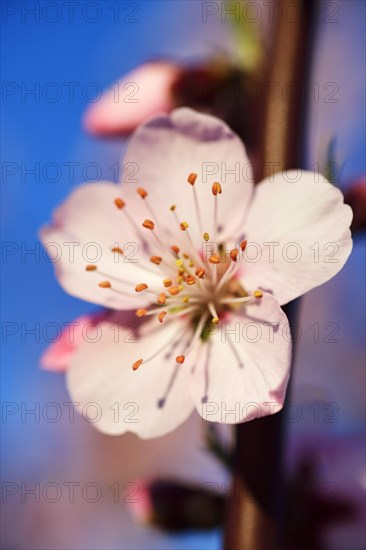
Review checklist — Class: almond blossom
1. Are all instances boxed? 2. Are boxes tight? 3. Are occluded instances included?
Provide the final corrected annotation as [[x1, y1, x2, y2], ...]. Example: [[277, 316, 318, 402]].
[[40, 108, 352, 438]]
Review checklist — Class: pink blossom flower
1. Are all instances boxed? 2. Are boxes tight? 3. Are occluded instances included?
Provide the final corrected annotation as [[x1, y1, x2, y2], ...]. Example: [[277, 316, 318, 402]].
[[40, 108, 352, 438], [83, 61, 181, 136]]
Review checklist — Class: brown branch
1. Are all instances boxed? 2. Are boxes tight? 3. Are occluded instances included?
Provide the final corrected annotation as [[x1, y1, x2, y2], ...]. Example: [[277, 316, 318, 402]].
[[223, 1, 316, 549]]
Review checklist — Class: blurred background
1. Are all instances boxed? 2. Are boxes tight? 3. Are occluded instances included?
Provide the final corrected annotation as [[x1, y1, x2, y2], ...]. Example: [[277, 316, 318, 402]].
[[1, 1, 365, 549]]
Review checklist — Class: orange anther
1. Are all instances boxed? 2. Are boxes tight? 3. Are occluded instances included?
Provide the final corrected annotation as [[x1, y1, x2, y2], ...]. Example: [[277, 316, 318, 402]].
[[212, 182, 222, 196], [135, 283, 148, 292], [132, 359, 143, 371], [187, 173, 197, 185], [208, 254, 221, 264], [98, 281, 111, 288], [137, 188, 148, 199], [114, 198, 125, 209], [230, 249, 239, 262], [142, 219, 154, 230], [157, 311, 168, 323], [195, 267, 205, 278], [150, 256, 162, 265], [168, 285, 180, 296], [135, 309, 147, 317], [111, 247, 124, 254], [157, 293, 167, 305]]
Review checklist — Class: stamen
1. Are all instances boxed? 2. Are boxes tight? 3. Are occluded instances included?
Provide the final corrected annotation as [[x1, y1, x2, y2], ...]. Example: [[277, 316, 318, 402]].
[[141, 218, 166, 250], [195, 267, 205, 279], [132, 359, 143, 371], [171, 245, 180, 255], [87, 266, 144, 290], [111, 247, 124, 255], [137, 188, 164, 229], [203, 233, 210, 242], [135, 309, 148, 317], [212, 182, 222, 196], [254, 290, 263, 298], [135, 283, 148, 292], [168, 285, 181, 296], [208, 302, 219, 324], [150, 256, 162, 265], [182, 296, 190, 303], [186, 275, 196, 285], [212, 183, 222, 241], [163, 279, 172, 288], [216, 252, 240, 292], [98, 281, 111, 288], [111, 287, 145, 298], [114, 197, 126, 209], [114, 200, 149, 252], [230, 249, 239, 262], [240, 240, 247, 251], [160, 316, 207, 403], [142, 219, 155, 230], [220, 296, 254, 305], [182, 227, 202, 267], [208, 254, 221, 264], [208, 254, 220, 285], [187, 172, 204, 235], [137, 187, 148, 199], [187, 173, 197, 186], [85, 264, 97, 271], [170, 205, 182, 231], [158, 311, 168, 323], [157, 292, 167, 305], [133, 324, 189, 377]]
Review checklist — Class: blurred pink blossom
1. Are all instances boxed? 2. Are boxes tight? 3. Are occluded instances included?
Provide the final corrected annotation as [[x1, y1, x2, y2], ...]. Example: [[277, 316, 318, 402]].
[[83, 61, 181, 136]]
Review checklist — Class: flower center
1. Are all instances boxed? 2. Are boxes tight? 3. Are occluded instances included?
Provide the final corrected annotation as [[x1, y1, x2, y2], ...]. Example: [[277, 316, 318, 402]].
[[85, 173, 263, 372]]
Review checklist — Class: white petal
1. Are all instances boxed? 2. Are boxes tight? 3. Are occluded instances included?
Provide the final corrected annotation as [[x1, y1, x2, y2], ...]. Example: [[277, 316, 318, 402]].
[[190, 293, 292, 423], [40, 182, 163, 309], [241, 171, 353, 305], [67, 316, 195, 438], [121, 108, 253, 246]]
